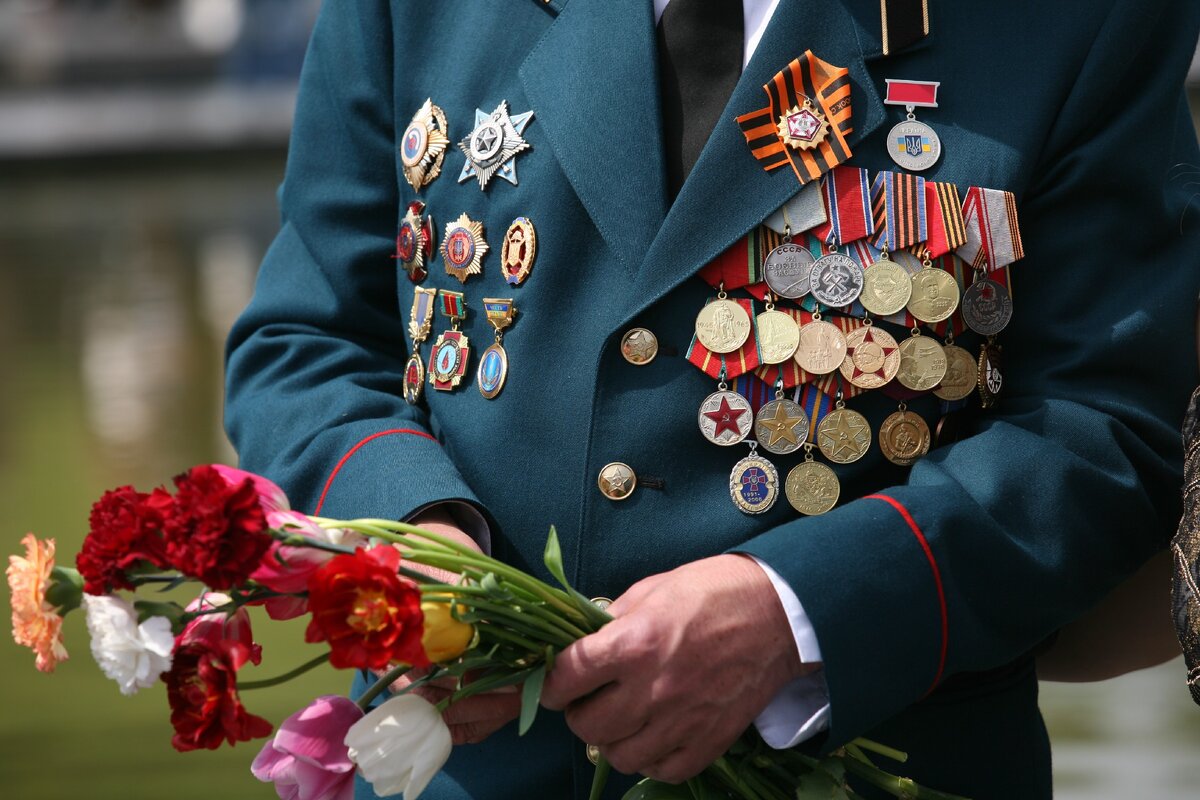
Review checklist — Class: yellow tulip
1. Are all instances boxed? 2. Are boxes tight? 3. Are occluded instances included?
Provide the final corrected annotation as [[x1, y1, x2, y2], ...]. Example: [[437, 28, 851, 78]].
[[420, 598, 474, 663]]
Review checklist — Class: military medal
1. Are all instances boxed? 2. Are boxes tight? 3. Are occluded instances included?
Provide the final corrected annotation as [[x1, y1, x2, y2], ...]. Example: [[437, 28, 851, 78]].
[[962, 273, 1013, 335], [809, 251, 864, 308], [441, 213, 488, 283], [477, 298, 516, 400], [698, 388, 753, 446], [906, 265, 960, 324], [785, 446, 840, 516], [890, 249, 924, 275], [839, 324, 901, 389], [794, 312, 848, 375], [978, 342, 1003, 409], [879, 406, 932, 466], [394, 201, 435, 283], [817, 400, 872, 464], [754, 390, 809, 456], [884, 80, 942, 171], [695, 288, 752, 354], [756, 295, 800, 365], [501, 217, 537, 286], [429, 291, 470, 391], [896, 331, 947, 392], [762, 238, 816, 300], [959, 187, 1025, 273], [458, 101, 534, 190], [933, 343, 978, 402], [729, 446, 780, 515], [859, 251, 913, 316], [400, 99, 450, 190], [403, 286, 438, 404]]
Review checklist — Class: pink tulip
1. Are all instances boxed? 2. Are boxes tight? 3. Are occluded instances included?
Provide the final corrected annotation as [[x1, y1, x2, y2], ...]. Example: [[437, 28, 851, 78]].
[[252, 695, 362, 800], [210, 464, 290, 515], [250, 511, 368, 620]]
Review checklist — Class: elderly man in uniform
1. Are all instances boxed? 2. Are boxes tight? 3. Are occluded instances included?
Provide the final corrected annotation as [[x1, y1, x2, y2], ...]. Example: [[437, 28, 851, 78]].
[[225, 1, 1200, 797]]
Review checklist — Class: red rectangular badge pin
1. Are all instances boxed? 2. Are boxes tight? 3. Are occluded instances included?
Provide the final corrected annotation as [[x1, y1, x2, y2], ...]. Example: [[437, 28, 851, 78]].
[[884, 79, 940, 108]]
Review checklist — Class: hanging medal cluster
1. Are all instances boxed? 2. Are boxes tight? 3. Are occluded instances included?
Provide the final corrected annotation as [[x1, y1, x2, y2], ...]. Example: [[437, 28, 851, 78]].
[[696, 79, 1023, 517], [393, 98, 538, 404]]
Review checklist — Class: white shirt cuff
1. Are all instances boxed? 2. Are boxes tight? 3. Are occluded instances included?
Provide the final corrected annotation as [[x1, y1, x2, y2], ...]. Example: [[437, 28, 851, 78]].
[[749, 556, 831, 748]]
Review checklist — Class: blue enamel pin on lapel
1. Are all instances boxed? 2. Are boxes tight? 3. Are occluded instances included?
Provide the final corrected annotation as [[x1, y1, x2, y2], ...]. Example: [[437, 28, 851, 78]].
[[458, 101, 534, 190]]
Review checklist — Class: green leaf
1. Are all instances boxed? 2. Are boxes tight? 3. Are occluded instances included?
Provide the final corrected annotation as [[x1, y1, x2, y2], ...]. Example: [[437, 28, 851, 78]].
[[157, 575, 190, 593], [45, 566, 83, 615], [621, 779, 695, 800], [543, 526, 569, 587], [518, 663, 546, 735]]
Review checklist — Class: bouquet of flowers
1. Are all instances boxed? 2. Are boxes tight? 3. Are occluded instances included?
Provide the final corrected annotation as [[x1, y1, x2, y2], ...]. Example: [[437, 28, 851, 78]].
[[8, 463, 966, 800]]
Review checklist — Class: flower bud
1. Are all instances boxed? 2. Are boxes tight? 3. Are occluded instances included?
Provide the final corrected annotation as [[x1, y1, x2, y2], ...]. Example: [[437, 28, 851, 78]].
[[420, 598, 474, 663]]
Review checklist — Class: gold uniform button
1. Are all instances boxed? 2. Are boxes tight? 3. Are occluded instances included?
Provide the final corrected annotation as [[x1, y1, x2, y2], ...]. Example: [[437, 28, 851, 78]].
[[586, 743, 601, 765], [620, 328, 659, 365], [590, 596, 614, 611], [598, 462, 637, 501]]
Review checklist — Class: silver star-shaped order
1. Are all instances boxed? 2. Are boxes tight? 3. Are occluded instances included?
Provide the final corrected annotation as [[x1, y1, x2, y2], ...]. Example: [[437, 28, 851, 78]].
[[457, 101, 534, 190]]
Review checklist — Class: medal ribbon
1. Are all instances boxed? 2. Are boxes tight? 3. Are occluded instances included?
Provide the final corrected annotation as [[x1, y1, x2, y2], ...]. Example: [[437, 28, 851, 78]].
[[921, 181, 967, 258], [736, 51, 854, 184], [440, 290, 465, 320], [794, 383, 836, 443], [699, 227, 789, 290], [734, 373, 776, 416], [871, 171, 928, 251], [883, 79, 939, 108], [811, 165, 875, 246], [959, 187, 1025, 272], [686, 297, 763, 379]]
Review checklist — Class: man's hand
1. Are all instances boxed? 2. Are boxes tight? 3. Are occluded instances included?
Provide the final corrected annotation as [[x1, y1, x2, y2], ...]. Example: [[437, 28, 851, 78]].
[[384, 508, 522, 745], [540, 554, 813, 784]]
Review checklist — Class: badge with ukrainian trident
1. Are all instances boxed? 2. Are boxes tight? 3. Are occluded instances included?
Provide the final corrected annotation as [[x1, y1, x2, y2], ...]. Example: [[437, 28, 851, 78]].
[[883, 79, 942, 171], [477, 298, 517, 400], [729, 452, 779, 514], [394, 201, 435, 282], [441, 213, 488, 284]]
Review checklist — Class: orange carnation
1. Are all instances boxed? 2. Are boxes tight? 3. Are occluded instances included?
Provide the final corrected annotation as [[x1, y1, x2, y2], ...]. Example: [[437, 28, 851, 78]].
[[7, 533, 69, 673]]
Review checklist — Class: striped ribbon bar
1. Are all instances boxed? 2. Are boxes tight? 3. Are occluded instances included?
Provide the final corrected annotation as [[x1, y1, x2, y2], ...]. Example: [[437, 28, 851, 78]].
[[922, 181, 966, 258], [686, 297, 762, 379], [736, 51, 854, 185], [811, 165, 876, 246], [795, 383, 836, 443], [440, 290, 466, 320], [959, 187, 1024, 272], [871, 170, 928, 251], [734, 373, 776, 416]]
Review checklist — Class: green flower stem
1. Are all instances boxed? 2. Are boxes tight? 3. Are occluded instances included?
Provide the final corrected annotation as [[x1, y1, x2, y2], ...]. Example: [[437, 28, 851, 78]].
[[442, 667, 535, 706], [473, 624, 547, 653], [356, 663, 414, 711], [237, 652, 331, 691], [422, 594, 577, 648], [841, 756, 970, 800], [127, 574, 190, 584], [708, 757, 772, 800], [267, 530, 357, 556], [417, 584, 590, 639], [851, 738, 908, 764], [588, 753, 611, 800]]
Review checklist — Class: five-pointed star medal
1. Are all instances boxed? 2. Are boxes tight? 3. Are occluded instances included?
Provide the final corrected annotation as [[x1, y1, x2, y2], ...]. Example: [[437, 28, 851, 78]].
[[758, 402, 801, 448], [847, 328, 898, 382], [458, 101, 534, 190], [824, 413, 869, 461], [704, 396, 749, 438]]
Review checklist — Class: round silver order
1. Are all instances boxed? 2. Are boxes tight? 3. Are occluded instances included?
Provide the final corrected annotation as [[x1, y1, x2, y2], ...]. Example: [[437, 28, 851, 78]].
[[809, 252, 864, 308], [697, 390, 753, 446], [962, 278, 1014, 336], [762, 243, 816, 299], [887, 119, 942, 171], [469, 121, 505, 164]]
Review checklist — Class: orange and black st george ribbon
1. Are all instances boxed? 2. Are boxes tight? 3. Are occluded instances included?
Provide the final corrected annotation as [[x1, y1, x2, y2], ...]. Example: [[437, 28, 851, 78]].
[[736, 51, 854, 185]]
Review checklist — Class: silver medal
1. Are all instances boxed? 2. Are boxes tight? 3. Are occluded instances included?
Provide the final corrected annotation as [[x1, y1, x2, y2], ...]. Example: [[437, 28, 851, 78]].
[[458, 101, 534, 190], [762, 243, 816, 299], [808, 252, 864, 308], [698, 390, 753, 446], [961, 278, 1013, 336], [887, 118, 941, 172]]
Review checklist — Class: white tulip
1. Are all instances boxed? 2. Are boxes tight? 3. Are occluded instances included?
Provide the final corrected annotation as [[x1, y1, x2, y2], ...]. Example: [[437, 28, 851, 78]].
[[344, 694, 452, 799], [82, 594, 175, 696]]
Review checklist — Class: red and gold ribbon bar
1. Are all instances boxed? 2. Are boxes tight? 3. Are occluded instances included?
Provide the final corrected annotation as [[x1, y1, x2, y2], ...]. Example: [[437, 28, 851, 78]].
[[687, 298, 762, 379], [959, 187, 1025, 272], [736, 51, 854, 185], [698, 227, 790, 291]]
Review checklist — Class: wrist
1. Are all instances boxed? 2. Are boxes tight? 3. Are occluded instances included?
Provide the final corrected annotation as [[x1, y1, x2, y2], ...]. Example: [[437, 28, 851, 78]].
[[727, 554, 808, 684]]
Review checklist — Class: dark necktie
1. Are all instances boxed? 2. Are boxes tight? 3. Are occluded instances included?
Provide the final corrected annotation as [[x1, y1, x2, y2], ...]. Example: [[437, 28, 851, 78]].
[[657, 0, 745, 199]]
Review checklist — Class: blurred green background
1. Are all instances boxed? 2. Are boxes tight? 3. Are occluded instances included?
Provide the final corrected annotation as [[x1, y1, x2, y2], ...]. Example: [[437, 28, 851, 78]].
[[1, 3, 1199, 799]]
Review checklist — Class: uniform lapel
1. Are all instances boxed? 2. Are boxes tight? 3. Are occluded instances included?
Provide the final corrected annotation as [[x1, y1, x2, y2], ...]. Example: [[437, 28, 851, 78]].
[[519, 0, 668, 274], [619, 0, 887, 326]]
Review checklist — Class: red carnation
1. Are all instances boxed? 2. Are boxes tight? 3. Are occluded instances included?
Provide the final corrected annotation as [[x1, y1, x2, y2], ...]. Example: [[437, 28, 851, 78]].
[[305, 546, 430, 671], [164, 639, 272, 752], [164, 465, 271, 590], [77, 485, 172, 595]]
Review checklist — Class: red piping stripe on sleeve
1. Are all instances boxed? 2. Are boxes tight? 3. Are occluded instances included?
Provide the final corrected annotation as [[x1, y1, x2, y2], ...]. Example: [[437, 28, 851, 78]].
[[314, 428, 437, 515], [864, 493, 948, 696]]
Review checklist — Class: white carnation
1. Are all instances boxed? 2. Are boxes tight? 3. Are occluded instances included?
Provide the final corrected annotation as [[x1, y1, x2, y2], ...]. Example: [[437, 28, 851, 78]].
[[83, 594, 175, 696], [345, 694, 452, 800]]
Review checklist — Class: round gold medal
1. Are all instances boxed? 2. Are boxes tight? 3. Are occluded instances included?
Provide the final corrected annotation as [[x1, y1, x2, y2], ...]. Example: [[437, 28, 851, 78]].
[[785, 459, 840, 516], [756, 309, 800, 364], [695, 299, 751, 354], [879, 410, 932, 466], [794, 319, 847, 375], [896, 335, 948, 392], [906, 267, 960, 324], [754, 398, 809, 455], [817, 406, 872, 464], [933, 345, 977, 401], [859, 258, 913, 316], [839, 326, 901, 390]]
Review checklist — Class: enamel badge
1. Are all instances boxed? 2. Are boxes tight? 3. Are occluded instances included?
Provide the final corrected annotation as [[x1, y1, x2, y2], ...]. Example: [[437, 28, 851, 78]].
[[400, 99, 450, 190], [394, 201, 435, 283], [458, 101, 534, 190], [441, 213, 488, 284], [501, 217, 537, 286], [884, 80, 942, 171], [430, 291, 470, 392]]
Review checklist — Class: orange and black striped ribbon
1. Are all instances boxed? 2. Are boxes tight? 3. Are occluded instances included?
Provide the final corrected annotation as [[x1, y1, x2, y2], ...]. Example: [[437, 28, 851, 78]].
[[871, 171, 927, 251], [736, 51, 854, 184], [921, 181, 966, 258]]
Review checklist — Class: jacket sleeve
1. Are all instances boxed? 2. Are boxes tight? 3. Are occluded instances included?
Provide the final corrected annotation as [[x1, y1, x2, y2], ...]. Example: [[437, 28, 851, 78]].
[[224, 3, 485, 523], [735, 0, 1200, 747]]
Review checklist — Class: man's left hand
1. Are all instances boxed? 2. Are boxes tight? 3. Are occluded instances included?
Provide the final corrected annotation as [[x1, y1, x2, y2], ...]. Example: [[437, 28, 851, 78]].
[[540, 554, 813, 784]]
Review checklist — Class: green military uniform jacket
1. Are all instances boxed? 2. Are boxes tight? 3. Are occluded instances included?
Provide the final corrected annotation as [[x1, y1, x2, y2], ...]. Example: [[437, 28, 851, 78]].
[[225, 1, 1200, 797]]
